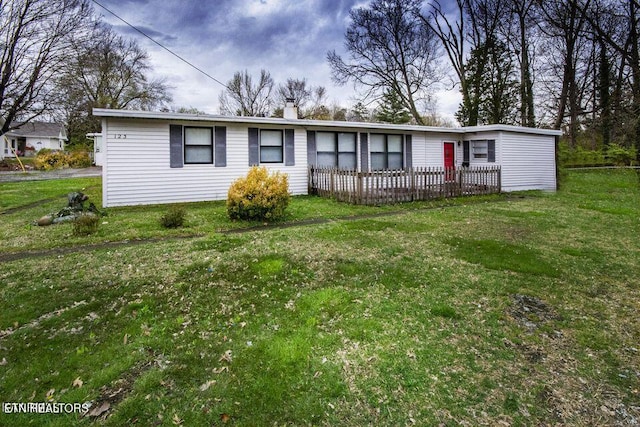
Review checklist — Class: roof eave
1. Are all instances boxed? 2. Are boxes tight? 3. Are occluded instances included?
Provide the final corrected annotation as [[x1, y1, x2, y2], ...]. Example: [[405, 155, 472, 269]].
[[92, 108, 562, 136]]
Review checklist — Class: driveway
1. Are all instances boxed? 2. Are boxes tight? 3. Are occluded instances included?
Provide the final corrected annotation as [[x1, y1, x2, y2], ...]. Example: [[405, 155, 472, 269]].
[[0, 166, 102, 183]]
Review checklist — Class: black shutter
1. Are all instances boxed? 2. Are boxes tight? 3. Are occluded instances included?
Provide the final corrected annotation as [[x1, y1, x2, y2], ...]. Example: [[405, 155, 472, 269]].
[[248, 128, 259, 166], [307, 130, 317, 166], [487, 139, 496, 163], [214, 126, 227, 167], [405, 134, 413, 168], [360, 133, 368, 171], [169, 124, 183, 168], [463, 140, 470, 165], [285, 129, 295, 166]]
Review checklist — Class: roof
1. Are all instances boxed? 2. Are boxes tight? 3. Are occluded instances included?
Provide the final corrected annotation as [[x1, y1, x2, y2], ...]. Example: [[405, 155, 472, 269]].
[[6, 121, 67, 139], [92, 108, 563, 137]]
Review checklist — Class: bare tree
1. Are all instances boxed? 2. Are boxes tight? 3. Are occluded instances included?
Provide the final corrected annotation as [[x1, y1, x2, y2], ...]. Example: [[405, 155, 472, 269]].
[[538, 0, 591, 145], [579, 0, 640, 162], [506, 0, 538, 127], [219, 69, 274, 117], [424, 0, 506, 125], [274, 78, 328, 119], [57, 23, 172, 145], [0, 0, 93, 135], [327, 0, 440, 125]]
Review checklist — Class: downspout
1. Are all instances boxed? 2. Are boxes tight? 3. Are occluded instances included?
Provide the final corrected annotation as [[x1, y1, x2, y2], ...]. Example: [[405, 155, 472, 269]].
[[555, 134, 560, 191], [101, 118, 108, 208]]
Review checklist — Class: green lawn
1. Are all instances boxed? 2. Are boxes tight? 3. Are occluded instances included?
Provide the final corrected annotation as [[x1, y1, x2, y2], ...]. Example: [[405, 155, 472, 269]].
[[0, 170, 638, 425]]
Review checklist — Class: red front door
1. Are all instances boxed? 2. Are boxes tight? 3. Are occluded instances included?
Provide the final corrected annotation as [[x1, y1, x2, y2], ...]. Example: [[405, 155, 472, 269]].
[[444, 142, 455, 169], [444, 142, 455, 181]]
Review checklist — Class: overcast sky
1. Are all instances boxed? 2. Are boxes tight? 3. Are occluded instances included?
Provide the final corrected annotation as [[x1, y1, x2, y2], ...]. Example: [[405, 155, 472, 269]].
[[94, 0, 461, 122]]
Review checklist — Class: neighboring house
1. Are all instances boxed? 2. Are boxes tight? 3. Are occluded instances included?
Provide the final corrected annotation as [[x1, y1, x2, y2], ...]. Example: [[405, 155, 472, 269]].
[[93, 106, 561, 208], [86, 132, 104, 166], [2, 121, 67, 159]]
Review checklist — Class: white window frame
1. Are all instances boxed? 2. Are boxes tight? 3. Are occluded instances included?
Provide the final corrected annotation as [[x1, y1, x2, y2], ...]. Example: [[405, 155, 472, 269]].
[[472, 140, 488, 160], [259, 129, 284, 164], [316, 132, 357, 169], [370, 133, 404, 170], [184, 126, 213, 164]]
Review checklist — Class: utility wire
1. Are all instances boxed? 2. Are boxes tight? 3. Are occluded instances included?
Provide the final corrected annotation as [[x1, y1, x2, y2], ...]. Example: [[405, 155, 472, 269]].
[[90, 0, 229, 90]]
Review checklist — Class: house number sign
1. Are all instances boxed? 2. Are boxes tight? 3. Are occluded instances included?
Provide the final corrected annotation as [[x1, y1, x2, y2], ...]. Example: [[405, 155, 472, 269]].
[[112, 134, 127, 139]]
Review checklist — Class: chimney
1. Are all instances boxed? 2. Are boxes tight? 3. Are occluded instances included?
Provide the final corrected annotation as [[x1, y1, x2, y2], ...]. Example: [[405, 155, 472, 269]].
[[283, 98, 298, 119]]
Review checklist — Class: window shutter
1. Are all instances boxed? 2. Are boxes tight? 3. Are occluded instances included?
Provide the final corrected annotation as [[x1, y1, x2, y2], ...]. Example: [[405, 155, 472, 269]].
[[405, 134, 413, 168], [214, 126, 227, 167], [463, 140, 470, 164], [248, 128, 259, 166], [169, 124, 183, 168], [307, 130, 317, 165], [360, 133, 368, 171], [487, 139, 496, 163], [285, 129, 295, 166]]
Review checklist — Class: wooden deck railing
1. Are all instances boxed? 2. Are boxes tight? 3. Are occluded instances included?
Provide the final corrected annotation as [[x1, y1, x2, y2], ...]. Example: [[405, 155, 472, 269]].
[[308, 166, 501, 205]]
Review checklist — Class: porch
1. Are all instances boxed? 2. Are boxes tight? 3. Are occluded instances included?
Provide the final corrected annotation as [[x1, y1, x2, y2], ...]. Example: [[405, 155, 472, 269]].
[[308, 166, 501, 205]]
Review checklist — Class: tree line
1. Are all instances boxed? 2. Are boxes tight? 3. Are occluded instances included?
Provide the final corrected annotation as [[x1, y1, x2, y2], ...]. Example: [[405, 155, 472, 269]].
[[1, 0, 639, 163], [325, 0, 640, 163]]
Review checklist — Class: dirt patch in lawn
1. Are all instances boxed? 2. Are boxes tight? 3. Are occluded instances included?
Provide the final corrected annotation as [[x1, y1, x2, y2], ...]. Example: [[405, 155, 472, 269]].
[[508, 294, 562, 331], [85, 351, 163, 420]]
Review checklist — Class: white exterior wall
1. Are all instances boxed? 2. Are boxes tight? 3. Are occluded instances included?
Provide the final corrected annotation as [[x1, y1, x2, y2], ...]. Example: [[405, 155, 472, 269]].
[[499, 131, 556, 191], [102, 118, 309, 207], [390, 132, 452, 168]]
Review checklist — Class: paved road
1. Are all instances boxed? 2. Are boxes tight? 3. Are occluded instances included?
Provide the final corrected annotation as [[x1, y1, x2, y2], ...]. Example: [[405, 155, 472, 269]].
[[0, 166, 102, 183]]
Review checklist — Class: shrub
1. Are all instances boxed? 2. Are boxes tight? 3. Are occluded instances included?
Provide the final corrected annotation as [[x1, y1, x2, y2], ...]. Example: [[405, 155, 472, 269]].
[[160, 206, 186, 228], [35, 151, 70, 170], [227, 166, 290, 221], [72, 213, 100, 236], [68, 151, 92, 168], [605, 144, 637, 166]]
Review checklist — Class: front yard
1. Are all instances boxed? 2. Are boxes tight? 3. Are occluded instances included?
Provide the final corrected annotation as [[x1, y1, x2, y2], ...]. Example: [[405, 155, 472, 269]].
[[0, 170, 638, 425]]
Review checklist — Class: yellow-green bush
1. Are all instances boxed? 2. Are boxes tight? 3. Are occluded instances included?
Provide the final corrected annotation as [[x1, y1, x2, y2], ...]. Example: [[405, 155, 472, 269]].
[[34, 150, 91, 170], [227, 166, 290, 221], [35, 151, 70, 170], [68, 151, 92, 168]]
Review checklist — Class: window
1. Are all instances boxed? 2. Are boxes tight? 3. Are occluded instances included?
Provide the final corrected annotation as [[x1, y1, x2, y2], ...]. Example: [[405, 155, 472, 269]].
[[184, 127, 213, 164], [316, 132, 357, 169], [260, 129, 283, 163], [472, 140, 488, 159], [371, 134, 404, 170]]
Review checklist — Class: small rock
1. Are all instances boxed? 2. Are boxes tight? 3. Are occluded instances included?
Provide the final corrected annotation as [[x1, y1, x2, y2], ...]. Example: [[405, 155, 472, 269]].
[[37, 215, 53, 226]]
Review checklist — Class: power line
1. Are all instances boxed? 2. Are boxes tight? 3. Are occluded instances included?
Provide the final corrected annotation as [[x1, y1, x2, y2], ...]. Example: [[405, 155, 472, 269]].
[[90, 0, 229, 90]]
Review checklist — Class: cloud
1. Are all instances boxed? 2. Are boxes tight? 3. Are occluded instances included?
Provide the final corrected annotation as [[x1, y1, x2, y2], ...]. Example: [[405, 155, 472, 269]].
[[94, 0, 459, 116]]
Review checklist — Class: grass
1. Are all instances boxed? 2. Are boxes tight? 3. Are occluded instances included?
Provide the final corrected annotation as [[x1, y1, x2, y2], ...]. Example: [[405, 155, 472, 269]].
[[0, 169, 638, 425], [0, 177, 510, 254]]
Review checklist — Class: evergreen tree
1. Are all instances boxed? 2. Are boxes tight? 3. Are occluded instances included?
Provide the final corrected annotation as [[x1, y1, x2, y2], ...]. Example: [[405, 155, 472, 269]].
[[375, 90, 412, 124]]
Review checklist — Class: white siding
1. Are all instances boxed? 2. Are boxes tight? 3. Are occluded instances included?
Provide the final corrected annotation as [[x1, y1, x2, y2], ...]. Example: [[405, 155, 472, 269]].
[[499, 131, 556, 191], [425, 133, 452, 167], [411, 132, 456, 168], [102, 119, 309, 207]]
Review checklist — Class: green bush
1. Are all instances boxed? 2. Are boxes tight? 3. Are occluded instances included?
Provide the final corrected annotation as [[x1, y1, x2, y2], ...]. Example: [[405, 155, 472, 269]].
[[160, 206, 186, 228], [605, 144, 637, 166], [227, 166, 290, 221], [72, 213, 100, 236]]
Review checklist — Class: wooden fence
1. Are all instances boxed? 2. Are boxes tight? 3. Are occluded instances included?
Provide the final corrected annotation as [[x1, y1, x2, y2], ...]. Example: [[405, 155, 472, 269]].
[[308, 166, 501, 205]]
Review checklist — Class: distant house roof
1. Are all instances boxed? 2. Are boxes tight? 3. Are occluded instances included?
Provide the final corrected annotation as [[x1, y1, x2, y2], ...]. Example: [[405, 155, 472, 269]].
[[6, 121, 67, 140]]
